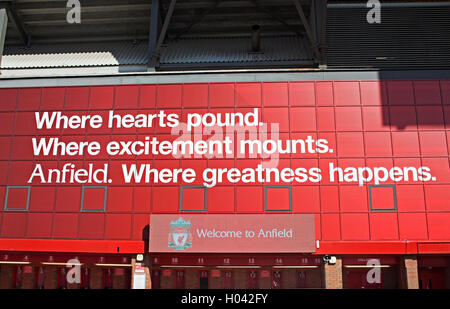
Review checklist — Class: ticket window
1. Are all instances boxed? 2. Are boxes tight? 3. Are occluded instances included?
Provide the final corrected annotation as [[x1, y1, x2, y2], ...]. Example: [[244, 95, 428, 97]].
[[223, 270, 233, 289], [248, 270, 258, 289], [175, 270, 185, 289], [346, 269, 383, 289], [13, 266, 23, 289], [296, 271, 307, 288], [419, 268, 446, 289], [151, 269, 161, 289], [104, 268, 113, 289], [199, 270, 209, 289], [272, 271, 282, 289], [58, 267, 67, 289], [81, 267, 90, 289], [35, 266, 45, 289]]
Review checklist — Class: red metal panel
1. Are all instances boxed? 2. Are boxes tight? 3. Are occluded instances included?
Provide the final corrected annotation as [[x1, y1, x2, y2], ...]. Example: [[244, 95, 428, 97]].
[[289, 82, 315, 106], [52, 213, 79, 239], [391, 131, 420, 156], [320, 186, 339, 212], [207, 186, 235, 213], [235, 83, 261, 107], [424, 185, 450, 211], [266, 186, 290, 212], [317, 107, 335, 131], [364, 132, 392, 157], [316, 81, 333, 106], [263, 82, 288, 107], [29, 187, 55, 212], [263, 107, 289, 132], [89, 86, 114, 110], [152, 187, 179, 213], [26, 213, 53, 238], [339, 185, 368, 212], [414, 81, 441, 105], [17, 88, 41, 111], [317, 241, 409, 255], [209, 83, 235, 107], [335, 107, 362, 131], [419, 131, 448, 156], [336, 132, 365, 157], [334, 81, 361, 106], [321, 213, 341, 241], [134, 187, 151, 213], [396, 185, 425, 212], [82, 187, 105, 211], [0, 239, 144, 253], [370, 185, 396, 211], [1, 213, 28, 238], [78, 213, 105, 239], [290, 107, 316, 131], [360, 81, 387, 106], [341, 213, 370, 240], [292, 186, 320, 213], [65, 86, 90, 110], [139, 85, 156, 109], [387, 81, 414, 106], [236, 186, 263, 213], [427, 213, 450, 240], [157, 84, 182, 108], [107, 187, 133, 213], [183, 84, 208, 108], [5, 187, 28, 210], [181, 187, 205, 211], [0, 88, 18, 111], [132, 214, 149, 241], [390, 106, 417, 130], [115, 85, 139, 109], [362, 106, 390, 131], [0, 137, 11, 160], [55, 187, 81, 212], [418, 243, 450, 255], [417, 106, 444, 130], [369, 213, 399, 240], [41, 87, 65, 111], [105, 214, 132, 240]]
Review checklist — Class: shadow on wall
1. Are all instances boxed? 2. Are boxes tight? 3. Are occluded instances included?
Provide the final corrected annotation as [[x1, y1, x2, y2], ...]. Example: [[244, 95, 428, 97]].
[[376, 72, 450, 129]]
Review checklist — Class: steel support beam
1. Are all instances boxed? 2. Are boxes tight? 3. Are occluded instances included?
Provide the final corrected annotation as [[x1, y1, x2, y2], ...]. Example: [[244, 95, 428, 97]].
[[310, 0, 327, 66], [173, 0, 222, 40], [148, 0, 160, 69], [292, 0, 321, 62], [250, 0, 303, 37], [319, 0, 328, 66], [2, 2, 30, 46], [149, 0, 177, 69], [0, 8, 7, 70]]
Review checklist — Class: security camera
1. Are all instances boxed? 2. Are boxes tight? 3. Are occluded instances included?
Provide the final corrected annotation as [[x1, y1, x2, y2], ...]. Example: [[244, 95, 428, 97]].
[[323, 255, 337, 265]]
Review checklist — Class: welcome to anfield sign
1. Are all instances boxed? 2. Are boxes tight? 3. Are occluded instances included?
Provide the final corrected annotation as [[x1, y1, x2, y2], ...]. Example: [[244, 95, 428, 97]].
[[149, 214, 316, 253]]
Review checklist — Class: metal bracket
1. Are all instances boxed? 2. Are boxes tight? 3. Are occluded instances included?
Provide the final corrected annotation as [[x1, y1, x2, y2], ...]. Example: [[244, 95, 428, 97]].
[[148, 0, 177, 69], [0, 1, 31, 46]]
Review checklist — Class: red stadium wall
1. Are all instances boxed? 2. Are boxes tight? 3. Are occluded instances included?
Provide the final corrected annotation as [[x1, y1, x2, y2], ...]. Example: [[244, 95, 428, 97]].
[[0, 80, 449, 253]]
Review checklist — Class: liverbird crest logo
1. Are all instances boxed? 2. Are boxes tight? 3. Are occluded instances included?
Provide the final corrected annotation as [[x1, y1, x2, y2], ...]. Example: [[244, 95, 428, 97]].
[[168, 217, 192, 250]]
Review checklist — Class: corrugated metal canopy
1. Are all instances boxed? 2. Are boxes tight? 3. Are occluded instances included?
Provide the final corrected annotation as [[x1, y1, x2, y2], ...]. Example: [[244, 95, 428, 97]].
[[1, 35, 312, 69], [0, 0, 322, 70], [1, 0, 312, 44]]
